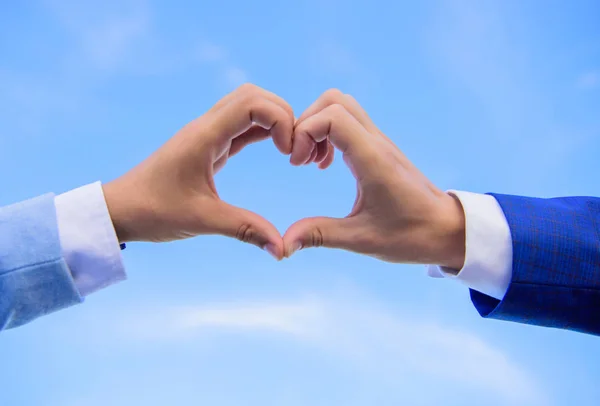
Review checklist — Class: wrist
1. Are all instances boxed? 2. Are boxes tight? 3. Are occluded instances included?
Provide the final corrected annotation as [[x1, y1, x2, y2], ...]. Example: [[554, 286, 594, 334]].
[[431, 193, 466, 270], [102, 179, 141, 243]]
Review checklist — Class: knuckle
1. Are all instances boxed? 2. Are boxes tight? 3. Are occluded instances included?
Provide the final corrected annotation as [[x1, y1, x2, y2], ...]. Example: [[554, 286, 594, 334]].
[[241, 96, 270, 123], [245, 94, 264, 110], [236, 223, 255, 243], [282, 103, 295, 120], [310, 227, 324, 248], [325, 103, 348, 120], [344, 93, 357, 103], [239, 89, 261, 106], [322, 88, 344, 104], [238, 82, 259, 95]]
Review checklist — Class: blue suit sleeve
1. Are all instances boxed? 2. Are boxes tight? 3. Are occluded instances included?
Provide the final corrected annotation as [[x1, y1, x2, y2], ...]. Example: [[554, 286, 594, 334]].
[[470, 194, 600, 335], [0, 194, 82, 330]]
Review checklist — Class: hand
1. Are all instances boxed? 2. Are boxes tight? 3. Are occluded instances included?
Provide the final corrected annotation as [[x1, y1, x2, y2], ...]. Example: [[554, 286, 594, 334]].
[[102, 84, 295, 259], [283, 89, 466, 269]]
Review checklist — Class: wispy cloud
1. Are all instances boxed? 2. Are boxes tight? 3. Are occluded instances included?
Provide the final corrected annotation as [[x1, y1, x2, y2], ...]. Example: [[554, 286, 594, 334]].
[[576, 71, 599, 90], [43, 0, 181, 76], [49, 1, 249, 84], [45, 0, 151, 72], [308, 38, 375, 93], [425, 0, 534, 133], [1, 0, 249, 138], [63, 291, 547, 405], [195, 40, 249, 90], [0, 0, 155, 136], [197, 41, 229, 63], [314, 39, 361, 77]]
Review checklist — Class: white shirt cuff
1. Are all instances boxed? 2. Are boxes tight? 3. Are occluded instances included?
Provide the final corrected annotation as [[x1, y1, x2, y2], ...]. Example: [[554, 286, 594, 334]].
[[54, 182, 126, 297], [427, 191, 512, 300]]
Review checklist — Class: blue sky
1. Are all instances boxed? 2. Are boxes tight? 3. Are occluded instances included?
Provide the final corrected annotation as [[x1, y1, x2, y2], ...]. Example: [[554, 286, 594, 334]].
[[1, 0, 599, 405]]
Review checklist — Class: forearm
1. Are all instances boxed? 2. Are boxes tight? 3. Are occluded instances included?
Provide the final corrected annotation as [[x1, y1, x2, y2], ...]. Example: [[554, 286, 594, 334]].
[[1, 182, 126, 331], [0, 194, 82, 330]]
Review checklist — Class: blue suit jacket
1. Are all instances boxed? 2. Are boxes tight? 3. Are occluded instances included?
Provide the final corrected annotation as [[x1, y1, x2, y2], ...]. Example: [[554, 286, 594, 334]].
[[0, 194, 82, 331], [471, 194, 600, 336]]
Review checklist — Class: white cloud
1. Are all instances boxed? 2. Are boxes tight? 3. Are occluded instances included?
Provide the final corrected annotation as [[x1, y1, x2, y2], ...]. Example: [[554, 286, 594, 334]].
[[77, 293, 546, 405], [577, 71, 599, 89]]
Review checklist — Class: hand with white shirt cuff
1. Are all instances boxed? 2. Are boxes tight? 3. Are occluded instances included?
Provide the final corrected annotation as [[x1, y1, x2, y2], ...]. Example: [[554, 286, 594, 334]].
[[0, 84, 305, 333], [55, 85, 298, 296], [101, 84, 295, 257], [54, 84, 299, 298]]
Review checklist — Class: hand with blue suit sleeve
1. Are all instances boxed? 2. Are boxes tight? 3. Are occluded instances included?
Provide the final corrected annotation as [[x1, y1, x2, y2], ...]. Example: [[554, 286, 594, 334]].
[[1, 84, 297, 331], [460, 194, 600, 335], [285, 89, 600, 336]]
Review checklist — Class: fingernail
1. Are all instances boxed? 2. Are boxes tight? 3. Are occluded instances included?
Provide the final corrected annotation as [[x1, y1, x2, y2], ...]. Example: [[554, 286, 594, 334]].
[[263, 243, 279, 260], [287, 241, 303, 257]]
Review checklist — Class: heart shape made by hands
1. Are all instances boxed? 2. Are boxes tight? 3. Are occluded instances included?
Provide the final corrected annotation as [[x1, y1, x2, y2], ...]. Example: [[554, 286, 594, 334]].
[[104, 85, 463, 269]]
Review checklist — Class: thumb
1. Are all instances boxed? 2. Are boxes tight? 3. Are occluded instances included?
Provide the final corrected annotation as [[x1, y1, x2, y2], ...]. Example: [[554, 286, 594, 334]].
[[283, 216, 360, 257], [208, 200, 284, 260]]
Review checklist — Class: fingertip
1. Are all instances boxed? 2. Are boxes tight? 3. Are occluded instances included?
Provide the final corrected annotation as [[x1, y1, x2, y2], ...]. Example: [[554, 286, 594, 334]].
[[289, 153, 305, 166], [215, 201, 284, 257], [271, 114, 295, 156], [318, 160, 330, 170], [313, 140, 329, 164], [317, 145, 335, 169], [272, 135, 292, 156], [290, 133, 315, 166], [305, 147, 318, 165], [283, 241, 303, 258], [255, 225, 285, 259], [263, 242, 283, 261], [282, 220, 311, 257], [282, 232, 297, 258]]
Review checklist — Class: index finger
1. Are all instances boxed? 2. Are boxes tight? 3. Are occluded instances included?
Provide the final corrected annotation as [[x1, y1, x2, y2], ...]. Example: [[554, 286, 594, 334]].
[[293, 103, 378, 175], [292, 89, 378, 166], [296, 89, 379, 134], [209, 91, 295, 154], [209, 83, 295, 131]]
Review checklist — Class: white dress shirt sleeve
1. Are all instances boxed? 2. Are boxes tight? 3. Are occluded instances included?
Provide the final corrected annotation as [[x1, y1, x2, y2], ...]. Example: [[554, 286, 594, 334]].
[[54, 182, 126, 297], [427, 191, 513, 300]]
